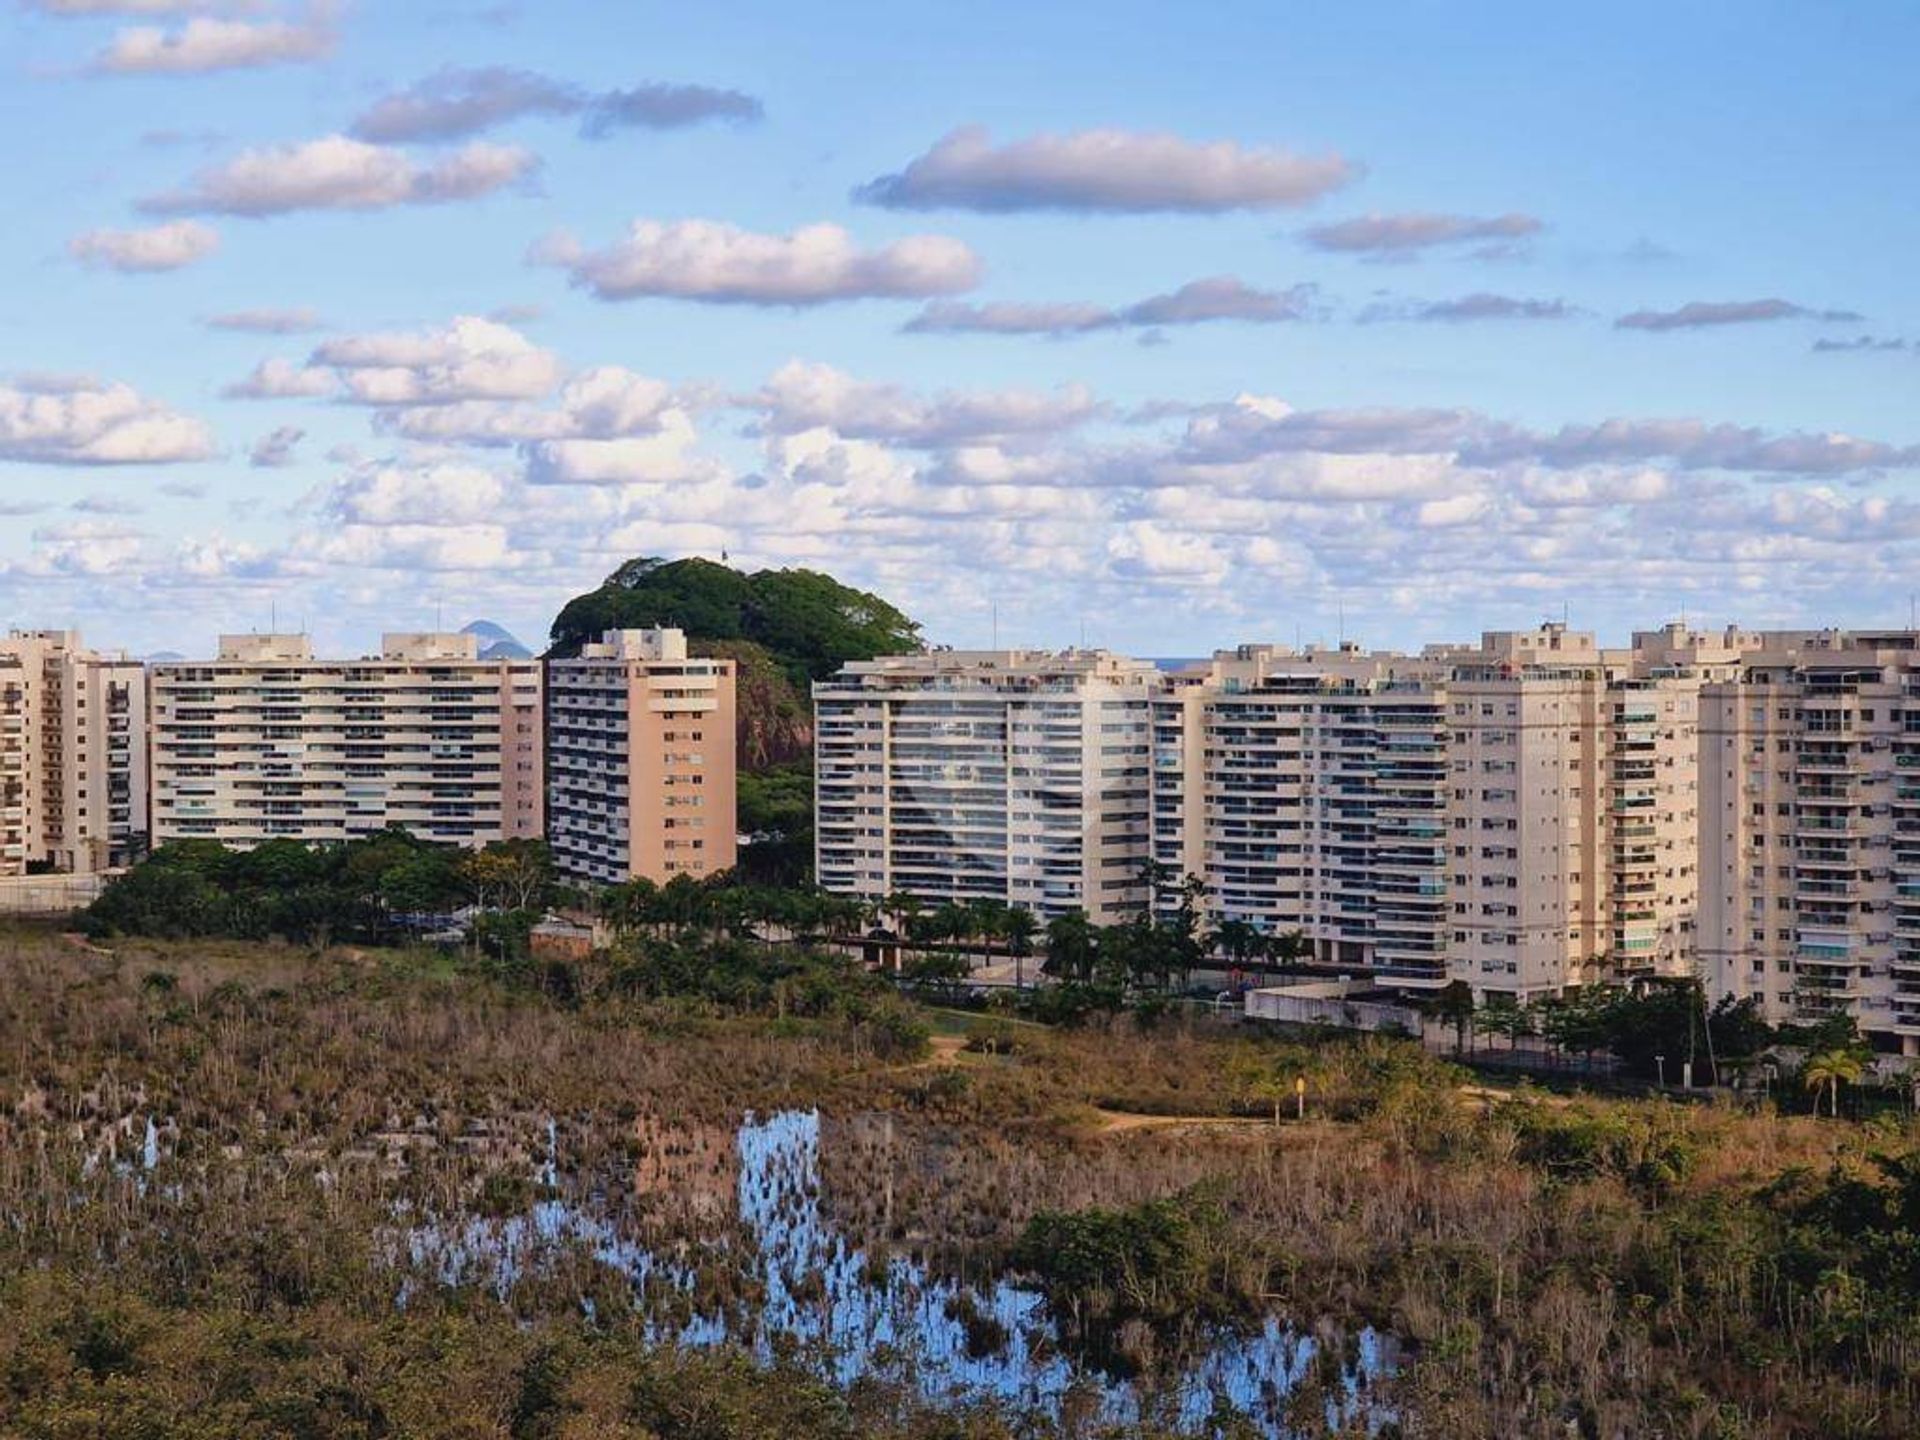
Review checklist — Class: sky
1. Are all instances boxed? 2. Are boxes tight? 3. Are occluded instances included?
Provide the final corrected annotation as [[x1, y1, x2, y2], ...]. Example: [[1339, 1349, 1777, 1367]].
[[1, 0, 1917, 660]]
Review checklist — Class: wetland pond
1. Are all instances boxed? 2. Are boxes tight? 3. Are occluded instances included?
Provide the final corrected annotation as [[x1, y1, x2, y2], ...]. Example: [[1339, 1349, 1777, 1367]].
[[399, 1109, 1396, 1436]]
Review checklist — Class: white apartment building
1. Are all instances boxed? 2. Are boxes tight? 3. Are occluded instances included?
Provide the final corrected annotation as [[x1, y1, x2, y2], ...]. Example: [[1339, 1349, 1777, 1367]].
[[1153, 625, 1720, 1000], [149, 633, 542, 849], [0, 630, 146, 876], [1699, 629, 1920, 1055], [813, 649, 1159, 923], [546, 628, 736, 886]]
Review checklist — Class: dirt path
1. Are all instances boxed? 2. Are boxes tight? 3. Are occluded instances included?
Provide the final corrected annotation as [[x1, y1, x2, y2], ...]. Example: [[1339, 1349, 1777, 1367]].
[[1090, 1109, 1264, 1134]]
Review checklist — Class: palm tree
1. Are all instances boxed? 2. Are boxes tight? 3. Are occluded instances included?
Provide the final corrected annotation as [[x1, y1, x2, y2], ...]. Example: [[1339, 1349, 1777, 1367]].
[[1044, 910, 1096, 984], [1003, 907, 1038, 990], [1802, 1048, 1865, 1118]]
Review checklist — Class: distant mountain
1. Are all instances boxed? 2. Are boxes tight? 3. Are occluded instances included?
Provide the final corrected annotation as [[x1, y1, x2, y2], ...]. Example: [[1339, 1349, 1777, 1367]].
[[143, 651, 185, 663], [461, 619, 532, 661]]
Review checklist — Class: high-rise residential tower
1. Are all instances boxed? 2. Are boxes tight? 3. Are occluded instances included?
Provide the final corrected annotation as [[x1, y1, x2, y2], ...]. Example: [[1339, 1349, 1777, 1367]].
[[545, 628, 736, 886], [0, 630, 146, 875], [813, 649, 1160, 923], [148, 632, 542, 849]]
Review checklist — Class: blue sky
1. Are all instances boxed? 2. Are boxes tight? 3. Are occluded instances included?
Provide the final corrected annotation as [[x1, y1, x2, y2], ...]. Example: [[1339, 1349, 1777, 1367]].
[[2, 0, 1916, 658]]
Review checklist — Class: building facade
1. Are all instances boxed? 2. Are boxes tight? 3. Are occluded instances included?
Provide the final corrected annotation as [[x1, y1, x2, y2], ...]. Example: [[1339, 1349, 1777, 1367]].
[[1150, 625, 1721, 1001], [148, 632, 542, 849], [813, 649, 1159, 923], [0, 630, 147, 876], [545, 628, 736, 886], [1698, 630, 1920, 1055]]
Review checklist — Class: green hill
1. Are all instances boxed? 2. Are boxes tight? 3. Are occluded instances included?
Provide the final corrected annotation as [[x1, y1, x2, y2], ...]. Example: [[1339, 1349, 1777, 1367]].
[[547, 556, 921, 771]]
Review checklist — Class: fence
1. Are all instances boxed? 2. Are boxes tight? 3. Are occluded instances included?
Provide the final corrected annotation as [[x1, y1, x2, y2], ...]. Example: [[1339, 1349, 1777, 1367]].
[[0, 873, 108, 916]]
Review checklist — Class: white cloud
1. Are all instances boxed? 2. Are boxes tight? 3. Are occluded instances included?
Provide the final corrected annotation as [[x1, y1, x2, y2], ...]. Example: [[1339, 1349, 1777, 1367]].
[[92, 11, 333, 74], [144, 136, 536, 216], [248, 424, 303, 467], [311, 315, 562, 404], [536, 219, 980, 304], [313, 522, 520, 572], [526, 407, 709, 484], [325, 461, 508, 525], [0, 375, 215, 464], [857, 126, 1356, 213], [223, 356, 338, 399], [68, 219, 219, 272], [755, 361, 1098, 445]]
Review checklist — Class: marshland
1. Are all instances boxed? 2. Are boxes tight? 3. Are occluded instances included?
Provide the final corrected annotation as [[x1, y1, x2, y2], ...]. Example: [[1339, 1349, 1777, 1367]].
[[3, 922, 1918, 1439]]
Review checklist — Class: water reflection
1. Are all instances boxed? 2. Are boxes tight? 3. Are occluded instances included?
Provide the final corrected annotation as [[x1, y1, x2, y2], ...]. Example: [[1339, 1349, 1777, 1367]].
[[406, 1110, 1393, 1436]]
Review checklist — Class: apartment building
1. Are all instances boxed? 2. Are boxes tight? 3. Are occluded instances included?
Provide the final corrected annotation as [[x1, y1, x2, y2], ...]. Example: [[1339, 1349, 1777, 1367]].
[[813, 649, 1159, 923], [0, 630, 146, 876], [148, 633, 542, 849], [545, 628, 736, 886], [1699, 629, 1920, 1055], [1145, 624, 1721, 1001]]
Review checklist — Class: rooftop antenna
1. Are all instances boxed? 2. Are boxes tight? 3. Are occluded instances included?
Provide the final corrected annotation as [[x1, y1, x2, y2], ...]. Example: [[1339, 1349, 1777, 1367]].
[[991, 601, 998, 650], [1337, 597, 1345, 646], [270, 599, 277, 633]]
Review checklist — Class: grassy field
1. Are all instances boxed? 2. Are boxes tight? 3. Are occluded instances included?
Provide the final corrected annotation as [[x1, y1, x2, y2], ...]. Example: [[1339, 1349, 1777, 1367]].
[[1, 923, 1916, 1438]]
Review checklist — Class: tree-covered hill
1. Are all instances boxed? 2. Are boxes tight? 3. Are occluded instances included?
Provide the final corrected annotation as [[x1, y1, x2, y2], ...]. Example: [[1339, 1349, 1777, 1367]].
[[546, 556, 921, 771]]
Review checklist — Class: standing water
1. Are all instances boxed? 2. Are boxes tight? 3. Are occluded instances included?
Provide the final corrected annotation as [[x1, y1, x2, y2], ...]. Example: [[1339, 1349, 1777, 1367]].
[[406, 1110, 1395, 1436]]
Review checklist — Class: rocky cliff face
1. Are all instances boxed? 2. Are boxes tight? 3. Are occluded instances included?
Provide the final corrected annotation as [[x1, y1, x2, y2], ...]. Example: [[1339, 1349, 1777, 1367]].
[[697, 638, 813, 771]]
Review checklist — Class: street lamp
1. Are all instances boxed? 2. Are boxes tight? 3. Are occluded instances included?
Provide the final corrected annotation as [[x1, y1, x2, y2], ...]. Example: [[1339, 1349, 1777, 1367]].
[[1654, 1053, 1666, 1088]]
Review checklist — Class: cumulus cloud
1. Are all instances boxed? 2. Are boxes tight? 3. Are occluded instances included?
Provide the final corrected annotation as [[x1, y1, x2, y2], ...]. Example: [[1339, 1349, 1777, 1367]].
[[0, 374, 215, 465], [535, 219, 980, 305], [1171, 393, 1920, 478], [755, 362, 1099, 446], [310, 315, 562, 404], [91, 10, 333, 74], [1301, 211, 1542, 257], [1616, 299, 1864, 331], [248, 425, 303, 467], [373, 365, 675, 446], [856, 126, 1355, 213], [1359, 293, 1573, 324], [204, 307, 324, 334], [323, 461, 509, 526], [222, 357, 338, 399], [143, 136, 537, 216], [351, 67, 763, 143], [68, 219, 219, 272], [904, 277, 1313, 338], [525, 406, 709, 485]]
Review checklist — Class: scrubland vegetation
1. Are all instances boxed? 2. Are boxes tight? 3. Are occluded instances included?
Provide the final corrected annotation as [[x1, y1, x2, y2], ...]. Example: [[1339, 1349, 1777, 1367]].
[[2, 921, 1917, 1438]]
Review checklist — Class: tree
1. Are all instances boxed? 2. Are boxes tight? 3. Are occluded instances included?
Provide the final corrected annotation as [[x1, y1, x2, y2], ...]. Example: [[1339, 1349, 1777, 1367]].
[[460, 840, 554, 915], [1475, 995, 1532, 1051], [1003, 907, 1038, 990], [1229, 1051, 1301, 1127], [1802, 1048, 1865, 1118], [1043, 910, 1097, 985], [1435, 980, 1476, 1056]]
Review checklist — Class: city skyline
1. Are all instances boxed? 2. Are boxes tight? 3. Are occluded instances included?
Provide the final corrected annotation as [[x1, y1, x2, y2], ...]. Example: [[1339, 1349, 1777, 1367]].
[[3, 2, 1918, 659]]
